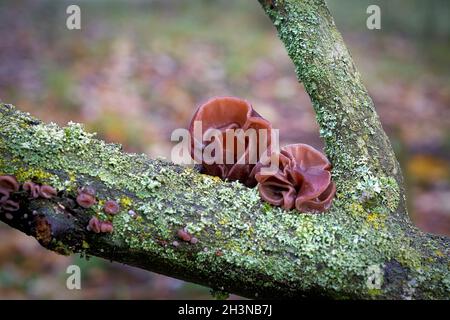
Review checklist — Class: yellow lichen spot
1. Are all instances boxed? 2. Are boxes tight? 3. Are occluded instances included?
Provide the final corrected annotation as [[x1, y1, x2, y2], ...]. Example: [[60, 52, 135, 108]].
[[120, 196, 133, 208], [367, 288, 382, 297], [218, 218, 229, 225], [348, 202, 366, 218], [62, 171, 78, 192], [68, 172, 76, 183], [199, 174, 222, 184], [15, 167, 54, 183], [366, 212, 386, 229], [435, 250, 444, 258], [210, 176, 222, 183], [82, 240, 90, 249], [53, 241, 72, 256]]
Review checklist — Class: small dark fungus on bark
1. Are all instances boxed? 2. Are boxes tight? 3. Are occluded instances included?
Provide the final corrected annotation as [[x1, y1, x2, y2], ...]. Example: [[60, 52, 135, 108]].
[[104, 200, 120, 215], [76, 187, 97, 209]]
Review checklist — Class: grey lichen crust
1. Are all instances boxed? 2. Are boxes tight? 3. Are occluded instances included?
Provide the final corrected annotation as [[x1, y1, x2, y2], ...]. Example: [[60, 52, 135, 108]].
[[0, 104, 448, 299], [0, 0, 449, 299]]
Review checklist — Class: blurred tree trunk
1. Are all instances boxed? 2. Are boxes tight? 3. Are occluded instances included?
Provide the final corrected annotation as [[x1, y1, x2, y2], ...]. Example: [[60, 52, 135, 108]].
[[0, 0, 449, 299]]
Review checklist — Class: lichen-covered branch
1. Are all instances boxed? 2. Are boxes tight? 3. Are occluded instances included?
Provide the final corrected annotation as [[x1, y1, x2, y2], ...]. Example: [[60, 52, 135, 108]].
[[0, 104, 448, 299], [0, 0, 449, 299], [258, 0, 409, 221]]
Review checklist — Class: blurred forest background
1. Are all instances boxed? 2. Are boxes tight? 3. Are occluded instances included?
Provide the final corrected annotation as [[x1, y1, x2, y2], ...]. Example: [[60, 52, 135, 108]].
[[0, 0, 449, 299]]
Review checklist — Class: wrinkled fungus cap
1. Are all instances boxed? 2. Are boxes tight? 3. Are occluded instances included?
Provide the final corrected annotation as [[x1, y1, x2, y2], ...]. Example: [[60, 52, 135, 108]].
[[256, 144, 336, 213], [0, 187, 9, 203], [23, 181, 40, 199], [0, 175, 20, 212], [0, 175, 19, 192], [188, 97, 272, 187], [104, 200, 120, 215], [39, 185, 57, 199], [100, 221, 114, 233], [77, 191, 97, 209], [88, 217, 101, 233]]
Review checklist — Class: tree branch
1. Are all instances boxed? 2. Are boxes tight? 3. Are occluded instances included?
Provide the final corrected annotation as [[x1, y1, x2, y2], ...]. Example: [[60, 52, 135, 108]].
[[0, 0, 449, 299]]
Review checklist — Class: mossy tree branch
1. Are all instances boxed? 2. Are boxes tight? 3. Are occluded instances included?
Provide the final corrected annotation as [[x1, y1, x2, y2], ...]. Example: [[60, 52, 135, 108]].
[[0, 0, 449, 299]]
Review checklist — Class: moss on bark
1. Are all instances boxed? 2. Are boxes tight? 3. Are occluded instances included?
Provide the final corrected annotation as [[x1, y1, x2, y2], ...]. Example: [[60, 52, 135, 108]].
[[0, 103, 448, 299], [0, 0, 448, 299]]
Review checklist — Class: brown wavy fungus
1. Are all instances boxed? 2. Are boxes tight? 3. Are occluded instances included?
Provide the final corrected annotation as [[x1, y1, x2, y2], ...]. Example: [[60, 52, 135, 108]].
[[256, 144, 336, 213], [189, 97, 272, 187], [0, 175, 20, 212], [187, 97, 335, 213]]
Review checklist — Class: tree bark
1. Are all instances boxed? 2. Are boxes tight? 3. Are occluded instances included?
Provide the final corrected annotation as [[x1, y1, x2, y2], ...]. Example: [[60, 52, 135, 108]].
[[0, 0, 449, 299]]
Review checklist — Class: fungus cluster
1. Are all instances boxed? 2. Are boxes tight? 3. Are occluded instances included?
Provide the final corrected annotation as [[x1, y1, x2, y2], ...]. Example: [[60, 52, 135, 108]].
[[77, 185, 120, 234], [23, 181, 57, 199], [187, 97, 336, 213], [0, 175, 58, 216], [0, 175, 20, 212], [87, 217, 114, 234], [177, 227, 198, 244], [189, 97, 272, 187]]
